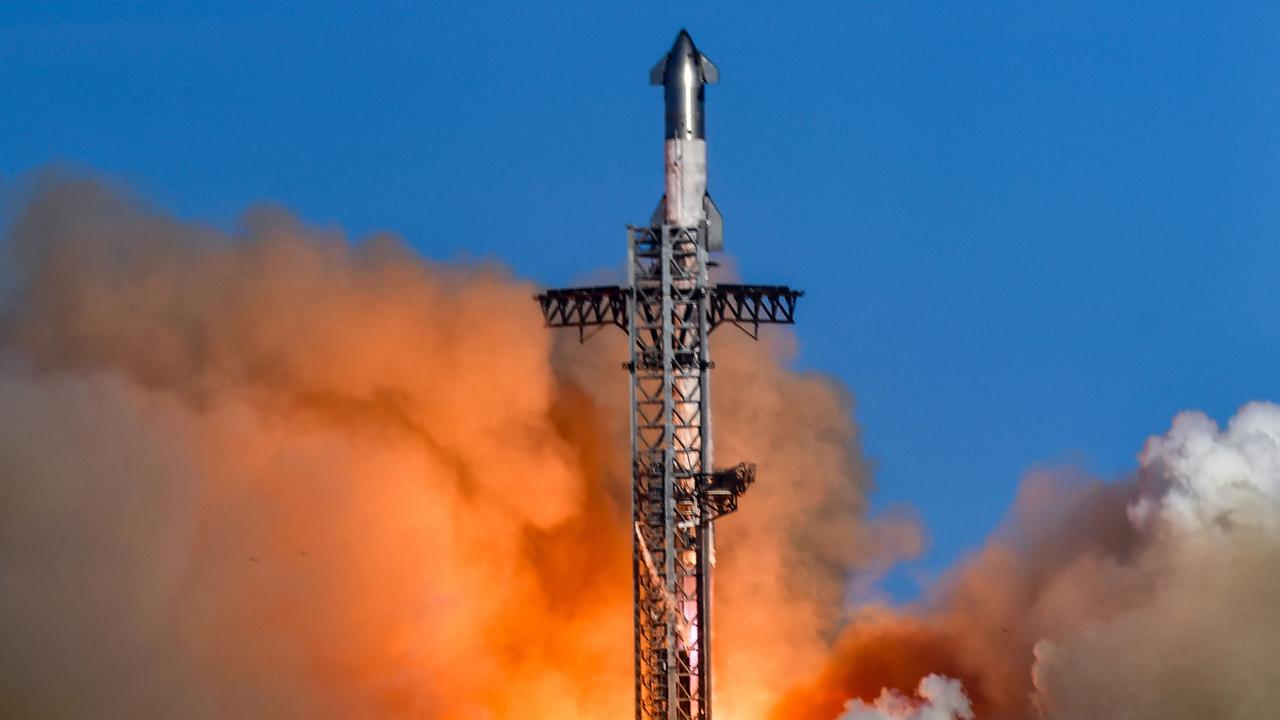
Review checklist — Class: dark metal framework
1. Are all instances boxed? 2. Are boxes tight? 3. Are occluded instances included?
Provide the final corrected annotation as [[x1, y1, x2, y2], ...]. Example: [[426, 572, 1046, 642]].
[[537, 285, 629, 339], [540, 284, 801, 340], [537, 225, 799, 720]]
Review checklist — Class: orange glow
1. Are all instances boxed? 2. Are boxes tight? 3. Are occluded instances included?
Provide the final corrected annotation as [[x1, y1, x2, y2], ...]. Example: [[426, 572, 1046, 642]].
[[0, 179, 883, 719]]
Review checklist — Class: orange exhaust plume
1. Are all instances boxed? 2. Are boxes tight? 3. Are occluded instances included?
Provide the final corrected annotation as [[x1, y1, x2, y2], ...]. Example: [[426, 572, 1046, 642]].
[[0, 176, 894, 719]]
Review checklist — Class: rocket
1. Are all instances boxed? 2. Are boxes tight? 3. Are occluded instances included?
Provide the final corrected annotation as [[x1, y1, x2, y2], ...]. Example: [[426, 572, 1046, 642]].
[[651, 29, 724, 250], [537, 32, 803, 719]]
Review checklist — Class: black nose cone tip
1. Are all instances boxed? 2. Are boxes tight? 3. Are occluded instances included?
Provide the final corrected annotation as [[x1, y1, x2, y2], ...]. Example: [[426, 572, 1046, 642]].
[[673, 29, 696, 55]]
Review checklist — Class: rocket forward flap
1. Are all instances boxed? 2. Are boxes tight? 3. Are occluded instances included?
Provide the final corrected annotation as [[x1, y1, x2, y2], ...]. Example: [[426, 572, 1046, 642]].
[[649, 59, 666, 86], [699, 56, 719, 84], [650, 53, 719, 85]]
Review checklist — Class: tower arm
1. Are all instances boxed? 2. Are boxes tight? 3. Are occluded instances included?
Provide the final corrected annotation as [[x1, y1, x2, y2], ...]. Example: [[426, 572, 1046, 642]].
[[701, 462, 756, 521], [709, 284, 804, 338], [536, 285, 629, 341]]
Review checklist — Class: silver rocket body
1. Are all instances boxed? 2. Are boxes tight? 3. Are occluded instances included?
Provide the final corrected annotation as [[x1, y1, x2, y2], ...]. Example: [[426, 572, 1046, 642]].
[[651, 30, 723, 250]]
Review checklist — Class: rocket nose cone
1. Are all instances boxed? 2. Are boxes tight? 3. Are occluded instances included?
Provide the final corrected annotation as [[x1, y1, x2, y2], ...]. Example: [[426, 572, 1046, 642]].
[[671, 29, 696, 56]]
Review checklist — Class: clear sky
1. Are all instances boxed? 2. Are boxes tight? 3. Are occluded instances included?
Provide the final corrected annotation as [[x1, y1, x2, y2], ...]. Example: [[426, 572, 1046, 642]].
[[4, 2, 1280, 595]]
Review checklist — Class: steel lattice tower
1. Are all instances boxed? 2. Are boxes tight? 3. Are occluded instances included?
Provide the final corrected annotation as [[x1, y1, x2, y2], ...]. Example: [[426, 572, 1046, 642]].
[[537, 30, 801, 720]]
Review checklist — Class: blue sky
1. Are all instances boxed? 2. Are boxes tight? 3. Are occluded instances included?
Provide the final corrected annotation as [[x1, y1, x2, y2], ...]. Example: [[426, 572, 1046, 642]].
[[4, 2, 1280, 595]]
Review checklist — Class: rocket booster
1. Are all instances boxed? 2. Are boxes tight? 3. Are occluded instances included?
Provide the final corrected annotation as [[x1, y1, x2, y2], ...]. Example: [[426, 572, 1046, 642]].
[[651, 29, 723, 250]]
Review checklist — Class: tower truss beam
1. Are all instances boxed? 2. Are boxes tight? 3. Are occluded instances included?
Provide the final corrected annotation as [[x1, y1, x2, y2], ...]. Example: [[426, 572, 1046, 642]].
[[537, 284, 802, 341], [537, 285, 629, 339], [708, 284, 804, 339]]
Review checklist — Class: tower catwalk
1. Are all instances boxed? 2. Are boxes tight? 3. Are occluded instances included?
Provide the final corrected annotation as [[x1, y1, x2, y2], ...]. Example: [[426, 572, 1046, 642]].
[[537, 30, 802, 720]]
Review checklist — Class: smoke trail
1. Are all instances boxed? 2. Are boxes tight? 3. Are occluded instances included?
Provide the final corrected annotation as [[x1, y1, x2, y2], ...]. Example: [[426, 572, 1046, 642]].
[[775, 403, 1280, 720], [0, 175, 889, 718]]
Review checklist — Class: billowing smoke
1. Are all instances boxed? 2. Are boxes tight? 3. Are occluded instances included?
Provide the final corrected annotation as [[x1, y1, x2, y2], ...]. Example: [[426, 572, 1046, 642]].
[[841, 675, 973, 720], [7, 173, 1277, 720], [0, 175, 893, 718], [774, 403, 1280, 719]]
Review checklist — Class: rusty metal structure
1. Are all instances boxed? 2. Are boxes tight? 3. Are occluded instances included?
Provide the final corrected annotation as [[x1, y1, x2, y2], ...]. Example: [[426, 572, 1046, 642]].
[[537, 30, 801, 720]]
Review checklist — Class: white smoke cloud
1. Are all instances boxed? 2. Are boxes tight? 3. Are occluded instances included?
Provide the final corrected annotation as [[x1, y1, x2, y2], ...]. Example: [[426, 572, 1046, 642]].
[[840, 675, 974, 720], [1027, 401, 1280, 719], [796, 401, 1280, 720], [1130, 401, 1280, 538]]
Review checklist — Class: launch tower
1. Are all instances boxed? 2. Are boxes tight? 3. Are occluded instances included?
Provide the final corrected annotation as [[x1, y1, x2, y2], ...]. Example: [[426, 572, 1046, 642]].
[[537, 30, 802, 720]]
